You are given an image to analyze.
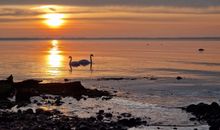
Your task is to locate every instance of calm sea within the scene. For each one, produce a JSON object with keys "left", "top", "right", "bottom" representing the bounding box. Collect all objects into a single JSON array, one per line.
[{"left": 0, "top": 39, "right": 220, "bottom": 81}]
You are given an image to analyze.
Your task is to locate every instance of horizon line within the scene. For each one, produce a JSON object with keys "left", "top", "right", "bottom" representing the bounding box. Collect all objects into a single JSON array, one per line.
[{"left": 0, "top": 36, "right": 220, "bottom": 41}]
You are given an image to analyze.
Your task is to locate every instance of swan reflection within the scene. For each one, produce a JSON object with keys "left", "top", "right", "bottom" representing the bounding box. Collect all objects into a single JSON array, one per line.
[{"left": 47, "top": 40, "right": 63, "bottom": 75}]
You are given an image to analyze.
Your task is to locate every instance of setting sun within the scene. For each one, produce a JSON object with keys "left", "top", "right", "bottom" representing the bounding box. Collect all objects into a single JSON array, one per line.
[{"left": 44, "top": 13, "right": 65, "bottom": 28}]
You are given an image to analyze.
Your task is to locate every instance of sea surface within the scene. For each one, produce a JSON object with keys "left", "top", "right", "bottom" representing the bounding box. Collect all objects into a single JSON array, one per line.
[
  {"left": 0, "top": 39, "right": 220, "bottom": 80},
  {"left": 1, "top": 39, "right": 220, "bottom": 129}
]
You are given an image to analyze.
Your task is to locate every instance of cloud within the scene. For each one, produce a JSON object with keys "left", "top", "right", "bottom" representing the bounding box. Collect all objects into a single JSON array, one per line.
[
  {"left": 0, "top": 0, "right": 220, "bottom": 7},
  {"left": 0, "top": 8, "right": 43, "bottom": 16},
  {"left": 1, "top": 6, "right": 220, "bottom": 18}
]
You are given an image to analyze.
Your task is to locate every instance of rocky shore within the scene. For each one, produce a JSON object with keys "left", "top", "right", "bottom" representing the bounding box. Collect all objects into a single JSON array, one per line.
[
  {"left": 0, "top": 75, "right": 147, "bottom": 130},
  {"left": 0, "top": 108, "right": 147, "bottom": 130},
  {"left": 1, "top": 75, "right": 220, "bottom": 130}
]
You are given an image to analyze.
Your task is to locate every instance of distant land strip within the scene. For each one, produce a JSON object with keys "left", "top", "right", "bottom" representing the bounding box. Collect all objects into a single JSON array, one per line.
[{"left": 0, "top": 37, "right": 220, "bottom": 41}]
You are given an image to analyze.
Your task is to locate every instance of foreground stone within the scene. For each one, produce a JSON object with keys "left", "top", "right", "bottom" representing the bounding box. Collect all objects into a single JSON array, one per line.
[
  {"left": 184, "top": 102, "right": 220, "bottom": 130},
  {"left": 0, "top": 109, "right": 147, "bottom": 130}
]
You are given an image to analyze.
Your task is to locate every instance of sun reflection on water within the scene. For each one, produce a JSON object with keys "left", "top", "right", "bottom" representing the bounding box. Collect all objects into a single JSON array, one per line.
[{"left": 47, "top": 40, "right": 64, "bottom": 76}]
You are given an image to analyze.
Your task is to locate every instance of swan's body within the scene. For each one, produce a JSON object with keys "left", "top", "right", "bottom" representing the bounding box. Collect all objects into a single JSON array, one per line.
[
  {"left": 69, "top": 56, "right": 80, "bottom": 67},
  {"left": 78, "top": 54, "right": 94, "bottom": 66}
]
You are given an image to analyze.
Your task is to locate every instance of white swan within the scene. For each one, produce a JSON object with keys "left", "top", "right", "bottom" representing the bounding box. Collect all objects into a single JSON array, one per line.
[
  {"left": 69, "top": 56, "right": 80, "bottom": 67},
  {"left": 78, "top": 54, "right": 94, "bottom": 66}
]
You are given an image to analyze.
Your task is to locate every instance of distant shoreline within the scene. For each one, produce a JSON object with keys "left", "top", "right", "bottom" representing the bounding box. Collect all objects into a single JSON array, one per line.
[{"left": 0, "top": 37, "right": 220, "bottom": 41}]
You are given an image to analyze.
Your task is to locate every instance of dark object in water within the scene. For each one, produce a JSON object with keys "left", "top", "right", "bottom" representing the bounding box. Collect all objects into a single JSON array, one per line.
[
  {"left": 184, "top": 102, "right": 220, "bottom": 130},
  {"left": 176, "top": 76, "right": 183, "bottom": 80},
  {"left": 198, "top": 48, "right": 205, "bottom": 52}
]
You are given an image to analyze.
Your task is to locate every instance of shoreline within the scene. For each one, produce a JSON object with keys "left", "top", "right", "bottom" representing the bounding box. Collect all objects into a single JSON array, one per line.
[{"left": 0, "top": 75, "right": 218, "bottom": 129}]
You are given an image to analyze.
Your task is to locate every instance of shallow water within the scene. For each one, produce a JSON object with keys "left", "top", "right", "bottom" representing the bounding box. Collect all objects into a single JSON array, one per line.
[{"left": 0, "top": 39, "right": 220, "bottom": 81}]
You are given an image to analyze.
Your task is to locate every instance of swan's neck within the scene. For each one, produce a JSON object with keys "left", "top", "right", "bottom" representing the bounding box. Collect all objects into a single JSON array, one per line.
[
  {"left": 90, "top": 56, "right": 93, "bottom": 64},
  {"left": 69, "top": 57, "right": 72, "bottom": 65}
]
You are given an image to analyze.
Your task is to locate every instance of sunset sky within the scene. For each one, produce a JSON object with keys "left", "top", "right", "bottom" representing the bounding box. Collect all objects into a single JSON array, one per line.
[{"left": 0, "top": 0, "right": 220, "bottom": 38}]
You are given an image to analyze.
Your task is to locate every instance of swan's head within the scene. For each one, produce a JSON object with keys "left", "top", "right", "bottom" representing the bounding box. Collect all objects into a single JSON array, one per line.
[
  {"left": 69, "top": 56, "right": 72, "bottom": 59},
  {"left": 90, "top": 54, "right": 94, "bottom": 57}
]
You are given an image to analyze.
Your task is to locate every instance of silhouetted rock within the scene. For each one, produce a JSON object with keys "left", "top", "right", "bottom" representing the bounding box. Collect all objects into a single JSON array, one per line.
[
  {"left": 64, "top": 78, "right": 69, "bottom": 82},
  {"left": 14, "top": 80, "right": 112, "bottom": 102},
  {"left": 198, "top": 48, "right": 205, "bottom": 52},
  {"left": 185, "top": 102, "right": 220, "bottom": 130},
  {"left": 0, "top": 75, "right": 14, "bottom": 98},
  {"left": 176, "top": 76, "right": 183, "bottom": 80},
  {"left": 0, "top": 108, "right": 147, "bottom": 130}
]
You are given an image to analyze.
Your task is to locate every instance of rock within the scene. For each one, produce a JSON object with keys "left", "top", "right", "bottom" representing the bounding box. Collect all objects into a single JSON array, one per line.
[
  {"left": 0, "top": 108, "right": 147, "bottom": 130},
  {"left": 97, "top": 110, "right": 104, "bottom": 115},
  {"left": 0, "top": 75, "right": 14, "bottom": 99},
  {"left": 149, "top": 77, "right": 157, "bottom": 80},
  {"left": 0, "top": 99, "right": 15, "bottom": 109},
  {"left": 185, "top": 102, "right": 220, "bottom": 130},
  {"left": 64, "top": 78, "right": 69, "bottom": 82},
  {"left": 104, "top": 113, "right": 113, "bottom": 118},
  {"left": 97, "top": 114, "right": 104, "bottom": 121},
  {"left": 189, "top": 117, "right": 196, "bottom": 121},
  {"left": 25, "top": 109, "right": 33, "bottom": 114},
  {"left": 14, "top": 80, "right": 112, "bottom": 102},
  {"left": 176, "top": 76, "right": 183, "bottom": 80},
  {"left": 76, "top": 124, "right": 89, "bottom": 130},
  {"left": 198, "top": 48, "right": 205, "bottom": 52}
]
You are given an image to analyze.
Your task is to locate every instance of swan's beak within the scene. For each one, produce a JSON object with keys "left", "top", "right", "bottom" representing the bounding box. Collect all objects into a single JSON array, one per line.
[{"left": 91, "top": 54, "right": 94, "bottom": 57}]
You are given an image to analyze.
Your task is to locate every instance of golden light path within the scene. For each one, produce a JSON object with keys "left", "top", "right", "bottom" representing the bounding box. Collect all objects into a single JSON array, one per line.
[
  {"left": 44, "top": 13, "right": 65, "bottom": 28},
  {"left": 48, "top": 40, "right": 64, "bottom": 75}
]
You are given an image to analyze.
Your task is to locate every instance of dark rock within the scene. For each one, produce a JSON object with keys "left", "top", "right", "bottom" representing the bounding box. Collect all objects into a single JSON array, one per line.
[
  {"left": 185, "top": 102, "right": 220, "bottom": 130},
  {"left": 98, "top": 110, "right": 104, "bottom": 115},
  {"left": 149, "top": 77, "right": 157, "bottom": 80},
  {"left": 198, "top": 48, "right": 205, "bottom": 52},
  {"left": 0, "top": 75, "right": 14, "bottom": 99},
  {"left": 189, "top": 117, "right": 196, "bottom": 121},
  {"left": 0, "top": 99, "right": 15, "bottom": 109},
  {"left": 64, "top": 78, "right": 69, "bottom": 82},
  {"left": 14, "top": 80, "right": 112, "bottom": 102},
  {"left": 97, "top": 114, "right": 104, "bottom": 121},
  {"left": 176, "top": 76, "right": 183, "bottom": 80},
  {"left": 25, "top": 109, "right": 33, "bottom": 114},
  {"left": 76, "top": 124, "right": 89, "bottom": 130},
  {"left": 104, "top": 113, "right": 113, "bottom": 118}
]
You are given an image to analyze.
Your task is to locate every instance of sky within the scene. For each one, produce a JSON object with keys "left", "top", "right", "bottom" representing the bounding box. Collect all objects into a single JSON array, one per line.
[{"left": 0, "top": 0, "right": 220, "bottom": 38}]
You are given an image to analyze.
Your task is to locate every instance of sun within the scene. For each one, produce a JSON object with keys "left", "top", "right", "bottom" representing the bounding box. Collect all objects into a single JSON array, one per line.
[{"left": 44, "top": 13, "right": 65, "bottom": 28}]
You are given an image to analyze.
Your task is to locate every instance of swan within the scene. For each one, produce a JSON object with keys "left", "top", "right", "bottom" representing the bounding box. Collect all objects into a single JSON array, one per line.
[
  {"left": 69, "top": 56, "right": 80, "bottom": 67},
  {"left": 78, "top": 54, "right": 94, "bottom": 66}
]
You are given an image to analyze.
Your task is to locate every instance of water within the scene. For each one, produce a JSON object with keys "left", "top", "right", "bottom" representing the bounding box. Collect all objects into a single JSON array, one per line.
[
  {"left": 0, "top": 39, "right": 220, "bottom": 81},
  {"left": 1, "top": 39, "right": 220, "bottom": 129}
]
